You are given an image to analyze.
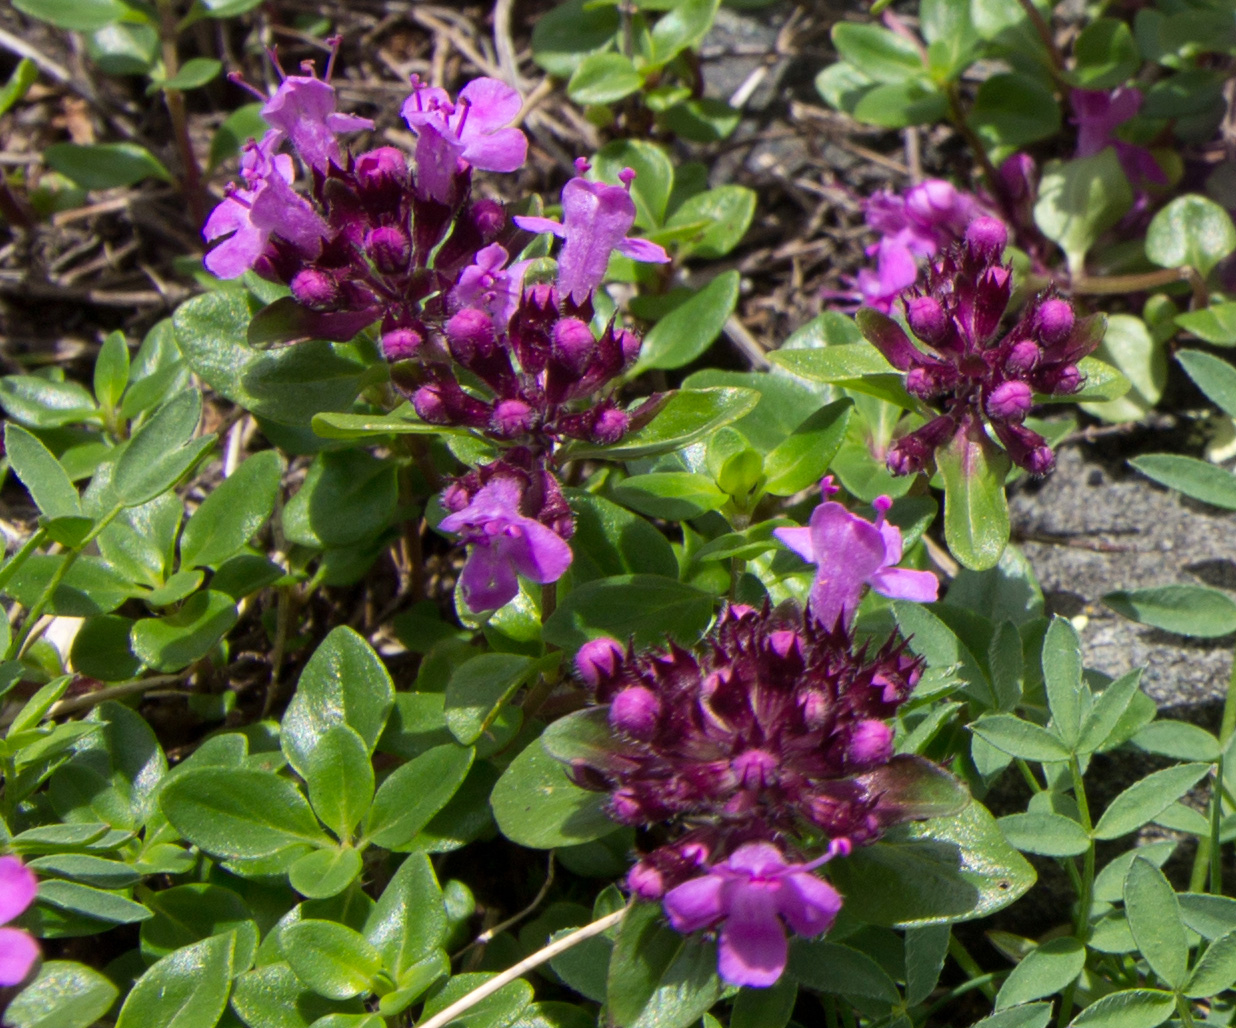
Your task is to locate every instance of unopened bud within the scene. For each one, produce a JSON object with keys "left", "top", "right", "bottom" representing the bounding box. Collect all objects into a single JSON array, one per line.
[
  {"left": 616, "top": 328, "right": 641, "bottom": 364},
  {"left": 627, "top": 861, "right": 665, "bottom": 900},
  {"left": 412, "top": 385, "right": 449, "bottom": 423},
  {"left": 445, "top": 308, "right": 496, "bottom": 365},
  {"left": 469, "top": 198, "right": 505, "bottom": 240},
  {"left": 609, "top": 685, "right": 662, "bottom": 739},
  {"left": 848, "top": 720, "right": 894, "bottom": 768},
  {"left": 609, "top": 789, "right": 644, "bottom": 824},
  {"left": 1005, "top": 340, "right": 1041, "bottom": 375},
  {"left": 965, "top": 217, "right": 1008, "bottom": 263},
  {"left": 381, "top": 327, "right": 423, "bottom": 362},
  {"left": 905, "top": 296, "right": 950, "bottom": 345},
  {"left": 906, "top": 366, "right": 944, "bottom": 399},
  {"left": 365, "top": 226, "right": 410, "bottom": 274},
  {"left": 1052, "top": 363, "right": 1083, "bottom": 395},
  {"left": 290, "top": 268, "right": 338, "bottom": 309},
  {"left": 355, "top": 147, "right": 407, "bottom": 190},
  {"left": 552, "top": 318, "right": 597, "bottom": 373},
  {"left": 575, "top": 636, "right": 625, "bottom": 687},
  {"left": 986, "top": 380, "right": 1033, "bottom": 422},
  {"left": 591, "top": 407, "right": 628, "bottom": 444},
  {"left": 1026, "top": 446, "right": 1054, "bottom": 474},
  {"left": 1035, "top": 299, "right": 1075, "bottom": 347},
  {"left": 490, "top": 399, "right": 536, "bottom": 438}
]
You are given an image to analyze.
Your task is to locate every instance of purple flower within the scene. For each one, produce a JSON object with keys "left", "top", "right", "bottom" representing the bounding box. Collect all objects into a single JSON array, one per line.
[
  {"left": 856, "top": 179, "right": 988, "bottom": 311},
  {"left": 450, "top": 243, "right": 528, "bottom": 326},
  {"left": 202, "top": 130, "right": 330, "bottom": 279},
  {"left": 439, "top": 459, "right": 573, "bottom": 611},
  {"left": 664, "top": 841, "right": 846, "bottom": 987},
  {"left": 774, "top": 480, "right": 938, "bottom": 629},
  {"left": 0, "top": 856, "right": 39, "bottom": 987},
  {"left": 403, "top": 76, "right": 528, "bottom": 204},
  {"left": 1072, "top": 88, "right": 1166, "bottom": 190},
  {"left": 860, "top": 217, "right": 1105, "bottom": 475},
  {"left": 559, "top": 604, "right": 964, "bottom": 879},
  {"left": 262, "top": 74, "right": 373, "bottom": 172},
  {"left": 514, "top": 160, "right": 670, "bottom": 304}
]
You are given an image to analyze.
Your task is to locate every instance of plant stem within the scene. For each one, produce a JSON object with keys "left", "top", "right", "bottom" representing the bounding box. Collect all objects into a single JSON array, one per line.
[
  {"left": 1015, "top": 0, "right": 1065, "bottom": 75},
  {"left": 945, "top": 84, "right": 1002, "bottom": 203},
  {"left": 416, "top": 908, "right": 626, "bottom": 1028},
  {"left": 155, "top": 0, "right": 204, "bottom": 225},
  {"left": 1208, "top": 654, "right": 1236, "bottom": 894},
  {"left": 0, "top": 528, "right": 47, "bottom": 595},
  {"left": 1058, "top": 754, "right": 1096, "bottom": 1028},
  {"left": 948, "top": 936, "right": 997, "bottom": 1002},
  {"left": 1177, "top": 993, "right": 1197, "bottom": 1028},
  {"left": 1071, "top": 267, "right": 1208, "bottom": 310}
]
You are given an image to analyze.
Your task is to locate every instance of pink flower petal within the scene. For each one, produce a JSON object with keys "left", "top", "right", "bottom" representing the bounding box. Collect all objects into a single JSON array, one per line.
[
  {"left": 512, "top": 215, "right": 566, "bottom": 238},
  {"left": 772, "top": 525, "right": 814, "bottom": 563},
  {"left": 615, "top": 237, "right": 671, "bottom": 264},
  {"left": 717, "top": 885, "right": 788, "bottom": 988},
  {"left": 460, "top": 127, "right": 528, "bottom": 174},
  {"left": 458, "top": 78, "right": 523, "bottom": 133},
  {"left": 806, "top": 503, "right": 886, "bottom": 629},
  {"left": 0, "top": 927, "right": 38, "bottom": 987},
  {"left": 0, "top": 858, "right": 36, "bottom": 925},
  {"left": 459, "top": 543, "right": 520, "bottom": 611},
  {"left": 868, "top": 566, "right": 939, "bottom": 604},
  {"left": 777, "top": 871, "right": 843, "bottom": 938},
  {"left": 505, "top": 519, "right": 574, "bottom": 584},
  {"left": 663, "top": 875, "right": 726, "bottom": 934}
]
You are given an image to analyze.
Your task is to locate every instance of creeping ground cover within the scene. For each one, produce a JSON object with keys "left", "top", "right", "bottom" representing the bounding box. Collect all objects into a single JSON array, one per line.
[{"left": 5, "top": 1, "right": 1236, "bottom": 1027}]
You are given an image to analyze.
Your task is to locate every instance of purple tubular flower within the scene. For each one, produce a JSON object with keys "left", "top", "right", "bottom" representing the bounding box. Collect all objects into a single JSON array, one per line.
[
  {"left": 262, "top": 75, "right": 373, "bottom": 172},
  {"left": 1071, "top": 87, "right": 1167, "bottom": 190},
  {"left": 859, "top": 220, "right": 1105, "bottom": 476},
  {"left": 0, "top": 856, "right": 39, "bottom": 987},
  {"left": 403, "top": 76, "right": 528, "bottom": 204},
  {"left": 450, "top": 243, "right": 528, "bottom": 326},
  {"left": 439, "top": 475, "right": 572, "bottom": 611},
  {"left": 514, "top": 160, "right": 670, "bottom": 304},
  {"left": 663, "top": 842, "right": 846, "bottom": 988},
  {"left": 774, "top": 485, "right": 938, "bottom": 629}
]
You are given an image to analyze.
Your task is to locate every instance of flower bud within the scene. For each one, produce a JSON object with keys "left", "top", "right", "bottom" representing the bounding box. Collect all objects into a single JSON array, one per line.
[
  {"left": 627, "top": 861, "right": 665, "bottom": 900},
  {"left": 847, "top": 720, "right": 894, "bottom": 768},
  {"left": 290, "top": 268, "right": 338, "bottom": 309},
  {"left": 1026, "top": 445, "right": 1055, "bottom": 474},
  {"left": 355, "top": 147, "right": 407, "bottom": 191},
  {"left": 381, "top": 327, "right": 423, "bottom": 362},
  {"left": 490, "top": 399, "right": 536, "bottom": 438},
  {"left": 616, "top": 328, "right": 641, "bottom": 364},
  {"left": 1047, "top": 363, "right": 1083, "bottom": 395},
  {"left": 768, "top": 630, "right": 801, "bottom": 660},
  {"left": 610, "top": 685, "right": 662, "bottom": 739},
  {"left": 1035, "top": 299, "right": 1075, "bottom": 347},
  {"left": 999, "top": 153, "right": 1036, "bottom": 202},
  {"left": 412, "top": 385, "right": 449, "bottom": 424},
  {"left": 552, "top": 318, "right": 597, "bottom": 374},
  {"left": 905, "top": 295, "right": 950, "bottom": 346},
  {"left": 799, "top": 689, "right": 830, "bottom": 730},
  {"left": 905, "top": 366, "right": 944, "bottom": 399},
  {"left": 965, "top": 217, "right": 1007, "bottom": 263},
  {"left": 575, "top": 636, "right": 625, "bottom": 687},
  {"left": 731, "top": 748, "right": 778, "bottom": 789},
  {"left": 1005, "top": 340, "right": 1041, "bottom": 375},
  {"left": 591, "top": 407, "right": 629, "bottom": 445},
  {"left": 609, "top": 789, "right": 644, "bottom": 824},
  {"left": 986, "top": 380, "right": 1033, "bottom": 422},
  {"left": 468, "top": 198, "right": 506, "bottom": 241},
  {"left": 365, "top": 226, "right": 411, "bottom": 274},
  {"left": 445, "top": 308, "right": 496, "bottom": 366}
]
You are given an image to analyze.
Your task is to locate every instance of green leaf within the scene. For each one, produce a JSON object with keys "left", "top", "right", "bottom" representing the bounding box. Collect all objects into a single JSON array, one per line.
[
  {"left": 564, "top": 387, "right": 759, "bottom": 462},
  {"left": 566, "top": 490, "right": 676, "bottom": 581},
  {"left": 730, "top": 978, "right": 796, "bottom": 1028},
  {"left": 3, "top": 960, "right": 119, "bottom": 1028},
  {"left": 787, "top": 940, "right": 900, "bottom": 1003},
  {"left": 160, "top": 767, "right": 330, "bottom": 858},
  {"left": 282, "top": 921, "right": 381, "bottom": 1001},
  {"left": 1177, "top": 349, "right": 1236, "bottom": 418},
  {"left": 281, "top": 626, "right": 395, "bottom": 778},
  {"left": 1071, "top": 18, "right": 1140, "bottom": 89},
  {"left": 208, "top": 102, "right": 267, "bottom": 172},
  {"left": 1067, "top": 989, "right": 1174, "bottom": 1028},
  {"left": 769, "top": 342, "right": 911, "bottom": 407},
  {"left": 606, "top": 902, "right": 720, "bottom": 1028},
  {"left": 995, "top": 937, "right": 1085, "bottom": 1010},
  {"left": 1124, "top": 858, "right": 1188, "bottom": 989},
  {"left": 1093, "top": 763, "right": 1212, "bottom": 840},
  {"left": 140, "top": 883, "right": 258, "bottom": 968},
  {"left": 611, "top": 472, "right": 727, "bottom": 520},
  {"left": 305, "top": 725, "right": 374, "bottom": 842},
  {"left": 530, "top": 0, "right": 619, "bottom": 77},
  {"left": 1176, "top": 303, "right": 1236, "bottom": 346},
  {"left": 970, "top": 1004, "right": 1052, "bottom": 1028},
  {"left": 288, "top": 847, "right": 363, "bottom": 901},
  {"left": 310, "top": 405, "right": 448, "bottom": 440},
  {"left": 0, "top": 59, "right": 37, "bottom": 119},
  {"left": 491, "top": 737, "right": 613, "bottom": 849},
  {"left": 827, "top": 801, "right": 1035, "bottom": 926},
  {"left": 852, "top": 80, "right": 948, "bottom": 128},
  {"left": 762, "top": 399, "right": 853, "bottom": 496},
  {"left": 445, "top": 653, "right": 536, "bottom": 746},
  {"left": 109, "top": 391, "right": 213, "bottom": 507},
  {"left": 283, "top": 451, "right": 397, "bottom": 550},
  {"left": 1105, "top": 584, "right": 1236, "bottom": 638},
  {"left": 542, "top": 574, "right": 713, "bottom": 651},
  {"left": 1042, "top": 616, "right": 1084, "bottom": 749},
  {"left": 157, "top": 57, "right": 221, "bottom": 91},
  {"left": 363, "top": 744, "right": 474, "bottom": 850},
  {"left": 633, "top": 272, "right": 740, "bottom": 373},
  {"left": 363, "top": 852, "right": 447, "bottom": 978},
  {"left": 938, "top": 423, "right": 1011, "bottom": 572},
  {"left": 1093, "top": 842, "right": 1177, "bottom": 903},
  {"left": 1128, "top": 454, "right": 1236, "bottom": 509},
  {"left": 130, "top": 590, "right": 238, "bottom": 672},
  {"left": 5, "top": 424, "right": 81, "bottom": 520},
  {"left": 592, "top": 140, "right": 674, "bottom": 229},
  {"left": 997, "top": 812, "right": 1089, "bottom": 857},
  {"left": 1062, "top": 355, "right": 1130, "bottom": 404},
  {"left": 0, "top": 376, "right": 97, "bottom": 429},
  {"left": 832, "top": 22, "right": 924, "bottom": 82},
  {"left": 649, "top": 0, "right": 719, "bottom": 64},
  {"left": 35, "top": 880, "right": 149, "bottom": 926},
  {"left": 567, "top": 52, "right": 642, "bottom": 105},
  {"left": 180, "top": 450, "right": 283, "bottom": 568},
  {"left": 894, "top": 600, "right": 993, "bottom": 706},
  {"left": 115, "top": 933, "right": 235, "bottom": 1028},
  {"left": 970, "top": 73, "right": 1061, "bottom": 155},
  {"left": 45, "top": 142, "right": 171, "bottom": 189},
  {"left": 27, "top": 853, "right": 139, "bottom": 889},
  {"left": 172, "top": 291, "right": 370, "bottom": 427},
  {"left": 1034, "top": 150, "right": 1134, "bottom": 275},
  {"left": 666, "top": 186, "right": 755, "bottom": 259},
  {"left": 93, "top": 331, "right": 130, "bottom": 411},
  {"left": 12, "top": 0, "right": 126, "bottom": 32},
  {"left": 1077, "top": 669, "right": 1143, "bottom": 754},
  {"left": 904, "top": 924, "right": 949, "bottom": 1007},
  {"left": 422, "top": 973, "right": 532, "bottom": 1028},
  {"left": 1146, "top": 194, "right": 1236, "bottom": 277},
  {"left": 1184, "top": 928, "right": 1236, "bottom": 998},
  {"left": 970, "top": 715, "right": 1071, "bottom": 762},
  {"left": 1080, "top": 315, "right": 1162, "bottom": 422}
]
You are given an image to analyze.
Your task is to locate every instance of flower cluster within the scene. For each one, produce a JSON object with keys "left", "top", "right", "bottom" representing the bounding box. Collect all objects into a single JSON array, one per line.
[
  {"left": 565, "top": 592, "right": 959, "bottom": 985},
  {"left": 203, "top": 52, "right": 670, "bottom": 613},
  {"left": 861, "top": 217, "right": 1103, "bottom": 476},
  {"left": 0, "top": 856, "right": 39, "bottom": 987}
]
